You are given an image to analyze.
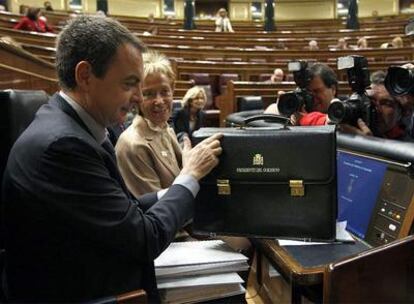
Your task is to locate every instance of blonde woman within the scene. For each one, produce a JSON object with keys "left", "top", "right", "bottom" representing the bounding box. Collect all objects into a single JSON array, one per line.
[
  {"left": 215, "top": 8, "right": 234, "bottom": 32},
  {"left": 115, "top": 51, "right": 182, "bottom": 197},
  {"left": 173, "top": 86, "right": 207, "bottom": 140}
]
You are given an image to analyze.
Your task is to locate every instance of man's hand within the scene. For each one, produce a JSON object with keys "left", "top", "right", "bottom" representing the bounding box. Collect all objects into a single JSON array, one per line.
[
  {"left": 180, "top": 133, "right": 223, "bottom": 181},
  {"left": 340, "top": 119, "right": 373, "bottom": 136}
]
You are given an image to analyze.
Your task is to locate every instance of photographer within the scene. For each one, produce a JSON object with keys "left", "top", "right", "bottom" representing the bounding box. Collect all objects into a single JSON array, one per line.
[
  {"left": 340, "top": 70, "right": 409, "bottom": 141},
  {"left": 265, "top": 62, "right": 338, "bottom": 126},
  {"left": 385, "top": 63, "right": 414, "bottom": 139}
]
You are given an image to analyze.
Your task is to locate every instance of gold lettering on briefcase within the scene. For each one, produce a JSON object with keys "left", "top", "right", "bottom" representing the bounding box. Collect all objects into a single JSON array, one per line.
[
  {"left": 290, "top": 180, "right": 305, "bottom": 197},
  {"left": 217, "top": 179, "right": 231, "bottom": 195},
  {"left": 253, "top": 154, "right": 264, "bottom": 166}
]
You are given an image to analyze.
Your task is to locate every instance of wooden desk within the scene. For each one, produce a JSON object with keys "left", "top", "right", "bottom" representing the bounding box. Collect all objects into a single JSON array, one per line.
[{"left": 252, "top": 239, "right": 369, "bottom": 303}]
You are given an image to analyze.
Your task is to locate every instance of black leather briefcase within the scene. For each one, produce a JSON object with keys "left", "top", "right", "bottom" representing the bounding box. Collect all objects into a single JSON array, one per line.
[{"left": 192, "top": 115, "right": 337, "bottom": 241}]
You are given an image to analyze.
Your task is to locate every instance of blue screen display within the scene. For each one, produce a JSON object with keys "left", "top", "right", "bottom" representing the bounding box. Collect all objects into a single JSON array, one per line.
[{"left": 337, "top": 151, "right": 387, "bottom": 239}]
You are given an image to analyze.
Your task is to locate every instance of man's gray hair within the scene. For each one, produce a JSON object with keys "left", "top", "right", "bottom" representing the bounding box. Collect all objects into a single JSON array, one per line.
[
  {"left": 56, "top": 16, "right": 146, "bottom": 89},
  {"left": 370, "top": 70, "right": 386, "bottom": 85}
]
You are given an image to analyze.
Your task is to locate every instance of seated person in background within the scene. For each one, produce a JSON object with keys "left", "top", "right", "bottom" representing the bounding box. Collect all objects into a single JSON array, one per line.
[
  {"left": 43, "top": 1, "right": 53, "bottom": 11},
  {"left": 143, "top": 25, "right": 158, "bottom": 36},
  {"left": 381, "top": 36, "right": 404, "bottom": 49},
  {"left": 14, "top": 7, "right": 53, "bottom": 32},
  {"left": 275, "top": 41, "right": 288, "bottom": 50},
  {"left": 372, "top": 9, "right": 382, "bottom": 21},
  {"left": 165, "top": 15, "right": 174, "bottom": 24},
  {"left": 334, "top": 38, "right": 348, "bottom": 50},
  {"left": 270, "top": 68, "right": 284, "bottom": 82},
  {"left": 265, "top": 63, "right": 338, "bottom": 125},
  {"left": 215, "top": 8, "right": 234, "bottom": 32},
  {"left": 341, "top": 70, "right": 410, "bottom": 141},
  {"left": 307, "top": 40, "right": 319, "bottom": 50},
  {"left": 148, "top": 12, "right": 155, "bottom": 23},
  {"left": 391, "top": 36, "right": 404, "bottom": 48},
  {"left": 116, "top": 51, "right": 182, "bottom": 197},
  {"left": 95, "top": 10, "right": 106, "bottom": 17},
  {"left": 173, "top": 86, "right": 207, "bottom": 140},
  {"left": 356, "top": 37, "right": 368, "bottom": 49}
]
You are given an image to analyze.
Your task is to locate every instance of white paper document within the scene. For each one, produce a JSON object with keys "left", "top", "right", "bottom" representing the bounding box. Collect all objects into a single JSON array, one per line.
[
  {"left": 277, "top": 221, "right": 355, "bottom": 246},
  {"left": 156, "top": 260, "right": 249, "bottom": 278},
  {"left": 155, "top": 240, "right": 248, "bottom": 268},
  {"left": 157, "top": 272, "right": 244, "bottom": 289}
]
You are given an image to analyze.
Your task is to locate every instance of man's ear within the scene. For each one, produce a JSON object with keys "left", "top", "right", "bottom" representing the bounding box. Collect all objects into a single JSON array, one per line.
[
  {"left": 332, "top": 85, "right": 337, "bottom": 97},
  {"left": 74, "top": 61, "right": 93, "bottom": 91}
]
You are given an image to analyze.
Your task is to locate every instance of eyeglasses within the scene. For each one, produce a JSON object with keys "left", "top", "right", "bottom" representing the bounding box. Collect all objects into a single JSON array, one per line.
[{"left": 142, "top": 88, "right": 172, "bottom": 100}]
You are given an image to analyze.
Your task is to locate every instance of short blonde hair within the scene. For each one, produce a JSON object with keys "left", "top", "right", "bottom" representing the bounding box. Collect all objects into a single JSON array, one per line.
[
  {"left": 181, "top": 86, "right": 207, "bottom": 108},
  {"left": 392, "top": 36, "right": 403, "bottom": 48},
  {"left": 142, "top": 50, "right": 175, "bottom": 86}
]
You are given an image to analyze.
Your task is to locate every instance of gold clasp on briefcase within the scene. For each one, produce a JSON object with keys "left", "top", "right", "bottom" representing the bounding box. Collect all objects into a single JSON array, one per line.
[
  {"left": 289, "top": 180, "right": 305, "bottom": 197},
  {"left": 217, "top": 179, "right": 231, "bottom": 195}
]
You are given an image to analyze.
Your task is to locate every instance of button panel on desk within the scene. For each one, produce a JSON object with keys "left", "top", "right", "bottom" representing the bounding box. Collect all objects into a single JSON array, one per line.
[{"left": 366, "top": 169, "right": 414, "bottom": 247}]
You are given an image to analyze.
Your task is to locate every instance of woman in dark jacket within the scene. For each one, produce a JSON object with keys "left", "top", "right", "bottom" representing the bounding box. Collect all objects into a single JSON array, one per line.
[{"left": 173, "top": 86, "right": 206, "bottom": 139}]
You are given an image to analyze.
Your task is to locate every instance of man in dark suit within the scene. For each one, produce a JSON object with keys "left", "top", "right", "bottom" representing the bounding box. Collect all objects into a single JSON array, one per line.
[{"left": 2, "top": 16, "right": 222, "bottom": 302}]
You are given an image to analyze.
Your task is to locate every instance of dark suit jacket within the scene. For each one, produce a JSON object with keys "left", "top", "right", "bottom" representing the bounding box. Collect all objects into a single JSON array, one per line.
[
  {"left": 173, "top": 108, "right": 205, "bottom": 139},
  {"left": 2, "top": 94, "right": 194, "bottom": 302}
]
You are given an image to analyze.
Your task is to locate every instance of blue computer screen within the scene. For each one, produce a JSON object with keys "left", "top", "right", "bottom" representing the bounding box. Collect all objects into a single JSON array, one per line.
[{"left": 337, "top": 151, "right": 387, "bottom": 239}]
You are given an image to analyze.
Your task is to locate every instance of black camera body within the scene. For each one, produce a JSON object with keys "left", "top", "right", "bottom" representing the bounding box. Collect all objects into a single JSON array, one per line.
[
  {"left": 328, "top": 56, "right": 377, "bottom": 132},
  {"left": 277, "top": 60, "right": 314, "bottom": 116}
]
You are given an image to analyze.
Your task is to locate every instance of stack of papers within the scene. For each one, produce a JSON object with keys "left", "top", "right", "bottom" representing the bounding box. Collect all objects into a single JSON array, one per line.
[{"left": 155, "top": 240, "right": 249, "bottom": 304}]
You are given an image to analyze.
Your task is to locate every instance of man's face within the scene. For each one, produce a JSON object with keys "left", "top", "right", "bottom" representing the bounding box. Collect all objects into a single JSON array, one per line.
[
  {"left": 86, "top": 43, "right": 143, "bottom": 127},
  {"left": 272, "top": 70, "right": 284, "bottom": 82},
  {"left": 309, "top": 76, "right": 336, "bottom": 113},
  {"left": 139, "top": 72, "right": 173, "bottom": 126},
  {"left": 372, "top": 84, "right": 401, "bottom": 135}
]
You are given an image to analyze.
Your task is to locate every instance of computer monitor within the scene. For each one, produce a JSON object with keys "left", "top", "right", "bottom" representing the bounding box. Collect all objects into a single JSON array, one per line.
[
  {"left": 337, "top": 150, "right": 387, "bottom": 239},
  {"left": 336, "top": 134, "right": 414, "bottom": 247}
]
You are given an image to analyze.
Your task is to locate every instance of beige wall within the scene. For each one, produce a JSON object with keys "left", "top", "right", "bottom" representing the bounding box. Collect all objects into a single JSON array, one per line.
[
  {"left": 108, "top": 0, "right": 161, "bottom": 17},
  {"left": 276, "top": 0, "right": 336, "bottom": 20},
  {"left": 359, "top": 0, "right": 399, "bottom": 17},
  {"left": 175, "top": 0, "right": 184, "bottom": 19},
  {"left": 9, "top": 0, "right": 66, "bottom": 13}
]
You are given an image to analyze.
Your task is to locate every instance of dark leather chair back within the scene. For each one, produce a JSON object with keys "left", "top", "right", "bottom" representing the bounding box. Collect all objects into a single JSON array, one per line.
[
  {"left": 259, "top": 73, "right": 272, "bottom": 82},
  {"left": 188, "top": 73, "right": 214, "bottom": 109},
  {"left": 323, "top": 234, "right": 414, "bottom": 303},
  {"left": 237, "top": 96, "right": 263, "bottom": 112},
  {"left": 0, "top": 90, "right": 49, "bottom": 183},
  {"left": 0, "top": 89, "right": 49, "bottom": 301}
]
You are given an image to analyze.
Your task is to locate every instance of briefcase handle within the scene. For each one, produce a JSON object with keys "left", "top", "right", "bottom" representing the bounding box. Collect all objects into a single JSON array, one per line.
[{"left": 242, "top": 114, "right": 291, "bottom": 128}]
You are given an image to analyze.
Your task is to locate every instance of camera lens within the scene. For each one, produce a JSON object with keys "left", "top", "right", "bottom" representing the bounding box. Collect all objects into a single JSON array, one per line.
[
  {"left": 327, "top": 101, "right": 346, "bottom": 123},
  {"left": 385, "top": 66, "right": 414, "bottom": 96},
  {"left": 328, "top": 99, "right": 358, "bottom": 124},
  {"left": 277, "top": 92, "right": 300, "bottom": 116}
]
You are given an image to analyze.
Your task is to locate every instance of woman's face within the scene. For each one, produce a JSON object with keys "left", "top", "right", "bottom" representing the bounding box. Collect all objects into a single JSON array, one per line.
[
  {"left": 190, "top": 91, "right": 206, "bottom": 111},
  {"left": 139, "top": 72, "right": 173, "bottom": 126}
]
